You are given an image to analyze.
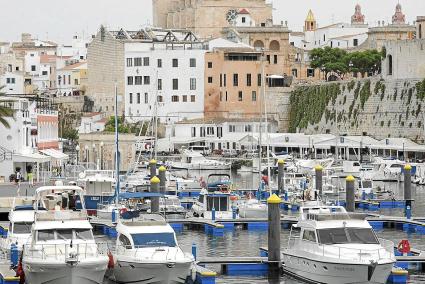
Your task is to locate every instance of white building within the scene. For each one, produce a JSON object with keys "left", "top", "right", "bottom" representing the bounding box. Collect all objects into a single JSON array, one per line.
[
  {"left": 56, "top": 61, "right": 87, "bottom": 96},
  {"left": 123, "top": 28, "right": 207, "bottom": 124},
  {"left": 78, "top": 112, "right": 107, "bottom": 134},
  {"left": 290, "top": 6, "right": 368, "bottom": 50},
  {"left": 0, "top": 96, "right": 67, "bottom": 182},
  {"left": 57, "top": 35, "right": 90, "bottom": 61},
  {"left": 0, "top": 72, "right": 24, "bottom": 94}
]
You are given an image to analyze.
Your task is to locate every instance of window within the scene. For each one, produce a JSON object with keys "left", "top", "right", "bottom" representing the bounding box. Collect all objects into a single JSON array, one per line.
[
  {"left": 75, "top": 229, "right": 93, "bottom": 240},
  {"left": 172, "top": 58, "right": 178, "bottom": 67},
  {"left": 191, "top": 95, "right": 195, "bottom": 102},
  {"left": 388, "top": 55, "right": 393, "bottom": 75},
  {"left": 7, "top": 64, "right": 12, "bottom": 72},
  {"left": 157, "top": 58, "right": 162, "bottom": 68},
  {"left": 183, "top": 95, "right": 187, "bottom": 102},
  {"left": 246, "top": 74, "right": 252, "bottom": 86},
  {"left": 245, "top": 125, "right": 252, "bottom": 132},
  {"left": 223, "top": 74, "right": 227, "bottom": 86},
  {"left": 207, "top": 62, "right": 213, "bottom": 68},
  {"left": 191, "top": 127, "right": 196, "bottom": 137},
  {"left": 144, "top": 76, "right": 150, "bottom": 85},
  {"left": 228, "top": 125, "right": 236, "bottom": 132},
  {"left": 119, "top": 234, "right": 131, "bottom": 248},
  {"left": 238, "top": 91, "right": 243, "bottom": 101},
  {"left": 13, "top": 222, "right": 32, "bottom": 234},
  {"left": 31, "top": 65, "right": 36, "bottom": 71},
  {"left": 171, "top": 95, "right": 179, "bottom": 102},
  {"left": 190, "top": 78, "right": 196, "bottom": 90},
  {"left": 266, "top": 55, "right": 270, "bottom": 63},
  {"left": 257, "top": 74, "right": 261, "bottom": 86},
  {"left": 37, "top": 230, "right": 55, "bottom": 241},
  {"left": 252, "top": 91, "right": 257, "bottom": 101},
  {"left": 353, "top": 39, "right": 358, "bottom": 47},
  {"left": 317, "top": 228, "right": 378, "bottom": 245},
  {"left": 129, "top": 93, "right": 133, "bottom": 104},
  {"left": 127, "top": 76, "right": 133, "bottom": 85},
  {"left": 190, "top": 58, "right": 196, "bottom": 67},
  {"left": 157, "top": 96, "right": 163, "bottom": 102},
  {"left": 208, "top": 77, "right": 213, "bottom": 83},
  {"left": 137, "top": 93, "right": 141, "bottom": 104},
  {"left": 74, "top": 79, "right": 79, "bottom": 85},
  {"left": 144, "top": 93, "right": 148, "bottom": 104},
  {"left": 200, "top": 127, "right": 206, "bottom": 137},
  {"left": 220, "top": 74, "right": 222, "bottom": 87},
  {"left": 302, "top": 230, "right": 317, "bottom": 242},
  {"left": 217, "top": 127, "right": 223, "bottom": 138},
  {"left": 307, "top": 68, "right": 315, "bottom": 78},
  {"left": 42, "top": 70, "right": 48, "bottom": 76},
  {"left": 292, "top": 69, "right": 298, "bottom": 78},
  {"left": 143, "top": 57, "right": 149, "bottom": 66},
  {"left": 135, "top": 76, "right": 143, "bottom": 85},
  {"left": 242, "top": 17, "right": 246, "bottom": 23},
  {"left": 126, "top": 58, "right": 133, "bottom": 67},
  {"left": 134, "top": 57, "right": 142, "bottom": 66},
  {"left": 6, "top": 78, "right": 10, "bottom": 84},
  {"left": 233, "top": 74, "right": 238, "bottom": 86},
  {"left": 172, "top": 79, "right": 178, "bottom": 90},
  {"left": 131, "top": 233, "right": 176, "bottom": 247},
  {"left": 273, "top": 55, "right": 278, "bottom": 64},
  {"left": 68, "top": 75, "right": 71, "bottom": 84},
  {"left": 158, "top": 79, "right": 162, "bottom": 90},
  {"left": 207, "top": 127, "right": 214, "bottom": 135},
  {"left": 15, "top": 66, "right": 19, "bottom": 71}
]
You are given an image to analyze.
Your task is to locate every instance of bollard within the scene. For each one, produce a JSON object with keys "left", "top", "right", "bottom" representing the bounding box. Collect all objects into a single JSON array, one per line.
[
  {"left": 158, "top": 166, "right": 167, "bottom": 194},
  {"left": 406, "top": 205, "right": 411, "bottom": 220},
  {"left": 150, "top": 176, "right": 160, "bottom": 213},
  {"left": 149, "top": 159, "right": 157, "bottom": 179},
  {"left": 346, "top": 175, "right": 355, "bottom": 212},
  {"left": 284, "top": 190, "right": 288, "bottom": 201},
  {"left": 361, "top": 191, "right": 366, "bottom": 200},
  {"left": 232, "top": 206, "right": 237, "bottom": 219},
  {"left": 267, "top": 194, "right": 281, "bottom": 279},
  {"left": 404, "top": 164, "right": 412, "bottom": 215},
  {"left": 315, "top": 165, "right": 323, "bottom": 200},
  {"left": 277, "top": 159, "right": 284, "bottom": 195},
  {"left": 10, "top": 243, "right": 18, "bottom": 267},
  {"left": 111, "top": 209, "right": 117, "bottom": 224},
  {"left": 192, "top": 243, "right": 197, "bottom": 261},
  {"left": 212, "top": 207, "right": 216, "bottom": 221}
]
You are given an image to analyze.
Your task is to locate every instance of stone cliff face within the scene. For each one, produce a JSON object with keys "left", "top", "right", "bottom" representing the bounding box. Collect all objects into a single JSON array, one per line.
[{"left": 289, "top": 78, "right": 425, "bottom": 142}]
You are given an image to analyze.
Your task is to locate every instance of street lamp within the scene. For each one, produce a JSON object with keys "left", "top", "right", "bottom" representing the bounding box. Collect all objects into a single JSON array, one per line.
[
  {"left": 84, "top": 145, "right": 89, "bottom": 163},
  {"left": 100, "top": 142, "right": 104, "bottom": 170},
  {"left": 75, "top": 145, "right": 80, "bottom": 165}
]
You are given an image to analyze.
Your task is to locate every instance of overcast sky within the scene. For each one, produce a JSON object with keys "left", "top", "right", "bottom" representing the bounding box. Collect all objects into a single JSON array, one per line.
[{"left": 1, "top": 0, "right": 423, "bottom": 44}]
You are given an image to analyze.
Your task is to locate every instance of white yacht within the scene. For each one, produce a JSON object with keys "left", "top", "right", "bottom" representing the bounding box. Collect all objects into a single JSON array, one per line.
[
  {"left": 107, "top": 214, "right": 195, "bottom": 284},
  {"left": 170, "top": 150, "right": 231, "bottom": 170},
  {"left": 159, "top": 195, "right": 187, "bottom": 218},
  {"left": 238, "top": 198, "right": 267, "bottom": 218},
  {"left": 282, "top": 205, "right": 395, "bottom": 284},
  {"left": 77, "top": 170, "right": 116, "bottom": 210},
  {"left": 23, "top": 186, "right": 109, "bottom": 284},
  {"left": 361, "top": 158, "right": 405, "bottom": 182},
  {"left": 190, "top": 188, "right": 233, "bottom": 220}
]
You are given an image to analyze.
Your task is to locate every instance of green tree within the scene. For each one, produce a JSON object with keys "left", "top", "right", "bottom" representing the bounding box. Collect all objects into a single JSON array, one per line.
[
  {"left": 104, "top": 116, "right": 131, "bottom": 133},
  {"left": 310, "top": 47, "right": 348, "bottom": 80},
  {"left": 0, "top": 87, "right": 13, "bottom": 128},
  {"left": 61, "top": 127, "right": 79, "bottom": 141},
  {"left": 346, "top": 49, "right": 383, "bottom": 77}
]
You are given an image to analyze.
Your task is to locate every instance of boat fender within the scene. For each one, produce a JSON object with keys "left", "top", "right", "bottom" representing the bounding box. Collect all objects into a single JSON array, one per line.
[
  {"left": 107, "top": 251, "right": 115, "bottom": 269},
  {"left": 397, "top": 239, "right": 411, "bottom": 254},
  {"left": 119, "top": 208, "right": 128, "bottom": 216},
  {"left": 16, "top": 255, "right": 25, "bottom": 284}
]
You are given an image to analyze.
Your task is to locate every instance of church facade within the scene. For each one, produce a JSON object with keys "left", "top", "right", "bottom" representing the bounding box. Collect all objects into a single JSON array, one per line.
[{"left": 152, "top": 0, "right": 273, "bottom": 39}]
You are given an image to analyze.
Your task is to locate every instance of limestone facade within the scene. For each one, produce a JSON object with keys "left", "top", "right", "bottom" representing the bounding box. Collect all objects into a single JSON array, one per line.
[
  {"left": 417, "top": 16, "right": 425, "bottom": 40},
  {"left": 152, "top": 0, "right": 272, "bottom": 39}
]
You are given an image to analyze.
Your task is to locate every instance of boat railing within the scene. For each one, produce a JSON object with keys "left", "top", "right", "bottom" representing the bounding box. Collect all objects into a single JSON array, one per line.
[
  {"left": 83, "top": 170, "right": 115, "bottom": 179},
  {"left": 116, "top": 244, "right": 179, "bottom": 259},
  {"left": 35, "top": 210, "right": 88, "bottom": 221},
  {"left": 288, "top": 238, "right": 394, "bottom": 263},
  {"left": 23, "top": 242, "right": 109, "bottom": 260},
  {"left": 304, "top": 212, "right": 368, "bottom": 221}
]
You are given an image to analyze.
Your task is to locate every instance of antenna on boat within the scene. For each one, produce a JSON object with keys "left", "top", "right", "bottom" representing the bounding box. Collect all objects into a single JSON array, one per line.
[{"left": 114, "top": 82, "right": 120, "bottom": 206}]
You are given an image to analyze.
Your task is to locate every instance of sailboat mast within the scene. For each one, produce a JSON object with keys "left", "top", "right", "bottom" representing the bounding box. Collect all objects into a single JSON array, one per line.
[
  {"left": 114, "top": 83, "right": 120, "bottom": 204},
  {"left": 154, "top": 70, "right": 159, "bottom": 161},
  {"left": 258, "top": 52, "right": 264, "bottom": 189}
]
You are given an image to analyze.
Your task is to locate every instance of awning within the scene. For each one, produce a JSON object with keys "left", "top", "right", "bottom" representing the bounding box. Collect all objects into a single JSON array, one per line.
[
  {"left": 13, "top": 153, "right": 51, "bottom": 163},
  {"left": 39, "top": 149, "right": 69, "bottom": 160}
]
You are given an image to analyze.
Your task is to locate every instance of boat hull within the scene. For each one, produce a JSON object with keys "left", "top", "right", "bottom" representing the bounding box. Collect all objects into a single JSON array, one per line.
[
  {"left": 23, "top": 258, "right": 108, "bottom": 284},
  {"left": 109, "top": 260, "right": 193, "bottom": 284},
  {"left": 282, "top": 253, "right": 393, "bottom": 284},
  {"left": 82, "top": 195, "right": 115, "bottom": 210}
]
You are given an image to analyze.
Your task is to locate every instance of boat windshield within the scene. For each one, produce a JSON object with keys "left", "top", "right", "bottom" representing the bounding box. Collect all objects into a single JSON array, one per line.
[
  {"left": 206, "top": 196, "right": 228, "bottom": 211},
  {"left": 13, "top": 222, "right": 32, "bottom": 234},
  {"left": 317, "top": 228, "right": 378, "bottom": 245},
  {"left": 75, "top": 229, "right": 94, "bottom": 240},
  {"left": 36, "top": 229, "right": 94, "bottom": 241},
  {"left": 361, "top": 180, "right": 372, "bottom": 188},
  {"left": 131, "top": 233, "right": 176, "bottom": 247}
]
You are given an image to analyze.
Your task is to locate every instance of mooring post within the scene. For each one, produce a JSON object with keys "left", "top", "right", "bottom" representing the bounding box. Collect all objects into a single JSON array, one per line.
[
  {"left": 277, "top": 159, "right": 284, "bottom": 195},
  {"left": 10, "top": 243, "right": 18, "bottom": 267},
  {"left": 192, "top": 243, "right": 197, "bottom": 261},
  {"left": 158, "top": 166, "right": 166, "bottom": 194},
  {"left": 267, "top": 193, "right": 281, "bottom": 279},
  {"left": 404, "top": 164, "right": 412, "bottom": 217},
  {"left": 149, "top": 159, "right": 157, "bottom": 180},
  {"left": 150, "top": 176, "right": 160, "bottom": 213},
  {"left": 212, "top": 207, "right": 216, "bottom": 221},
  {"left": 346, "top": 175, "right": 355, "bottom": 212},
  {"left": 232, "top": 206, "right": 237, "bottom": 219},
  {"left": 315, "top": 165, "right": 323, "bottom": 200},
  {"left": 111, "top": 209, "right": 117, "bottom": 224}
]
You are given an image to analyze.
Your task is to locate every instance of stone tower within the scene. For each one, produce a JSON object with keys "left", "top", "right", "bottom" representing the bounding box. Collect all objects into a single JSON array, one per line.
[
  {"left": 304, "top": 10, "right": 317, "bottom": 31},
  {"left": 392, "top": 3, "right": 406, "bottom": 25},
  {"left": 351, "top": 4, "right": 365, "bottom": 25},
  {"left": 152, "top": 0, "right": 171, "bottom": 28}
]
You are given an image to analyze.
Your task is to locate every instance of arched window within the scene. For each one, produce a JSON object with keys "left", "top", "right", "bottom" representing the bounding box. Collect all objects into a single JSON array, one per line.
[
  {"left": 387, "top": 55, "right": 393, "bottom": 75},
  {"left": 269, "top": 40, "right": 280, "bottom": 51},
  {"left": 253, "top": 40, "right": 264, "bottom": 50}
]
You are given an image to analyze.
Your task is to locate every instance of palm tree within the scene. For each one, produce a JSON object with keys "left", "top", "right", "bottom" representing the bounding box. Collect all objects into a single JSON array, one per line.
[{"left": 0, "top": 86, "right": 13, "bottom": 128}]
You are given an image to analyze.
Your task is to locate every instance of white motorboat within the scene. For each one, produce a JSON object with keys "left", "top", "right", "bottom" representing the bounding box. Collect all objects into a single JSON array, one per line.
[
  {"left": 282, "top": 205, "right": 395, "bottom": 284},
  {"left": 190, "top": 188, "right": 234, "bottom": 220},
  {"left": 0, "top": 201, "right": 39, "bottom": 251},
  {"left": 159, "top": 195, "right": 187, "bottom": 218},
  {"left": 107, "top": 214, "right": 195, "bottom": 284},
  {"left": 77, "top": 170, "right": 116, "bottom": 210},
  {"left": 23, "top": 186, "right": 109, "bottom": 284},
  {"left": 238, "top": 198, "right": 267, "bottom": 218},
  {"left": 170, "top": 150, "right": 231, "bottom": 170},
  {"left": 361, "top": 158, "right": 405, "bottom": 182}
]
